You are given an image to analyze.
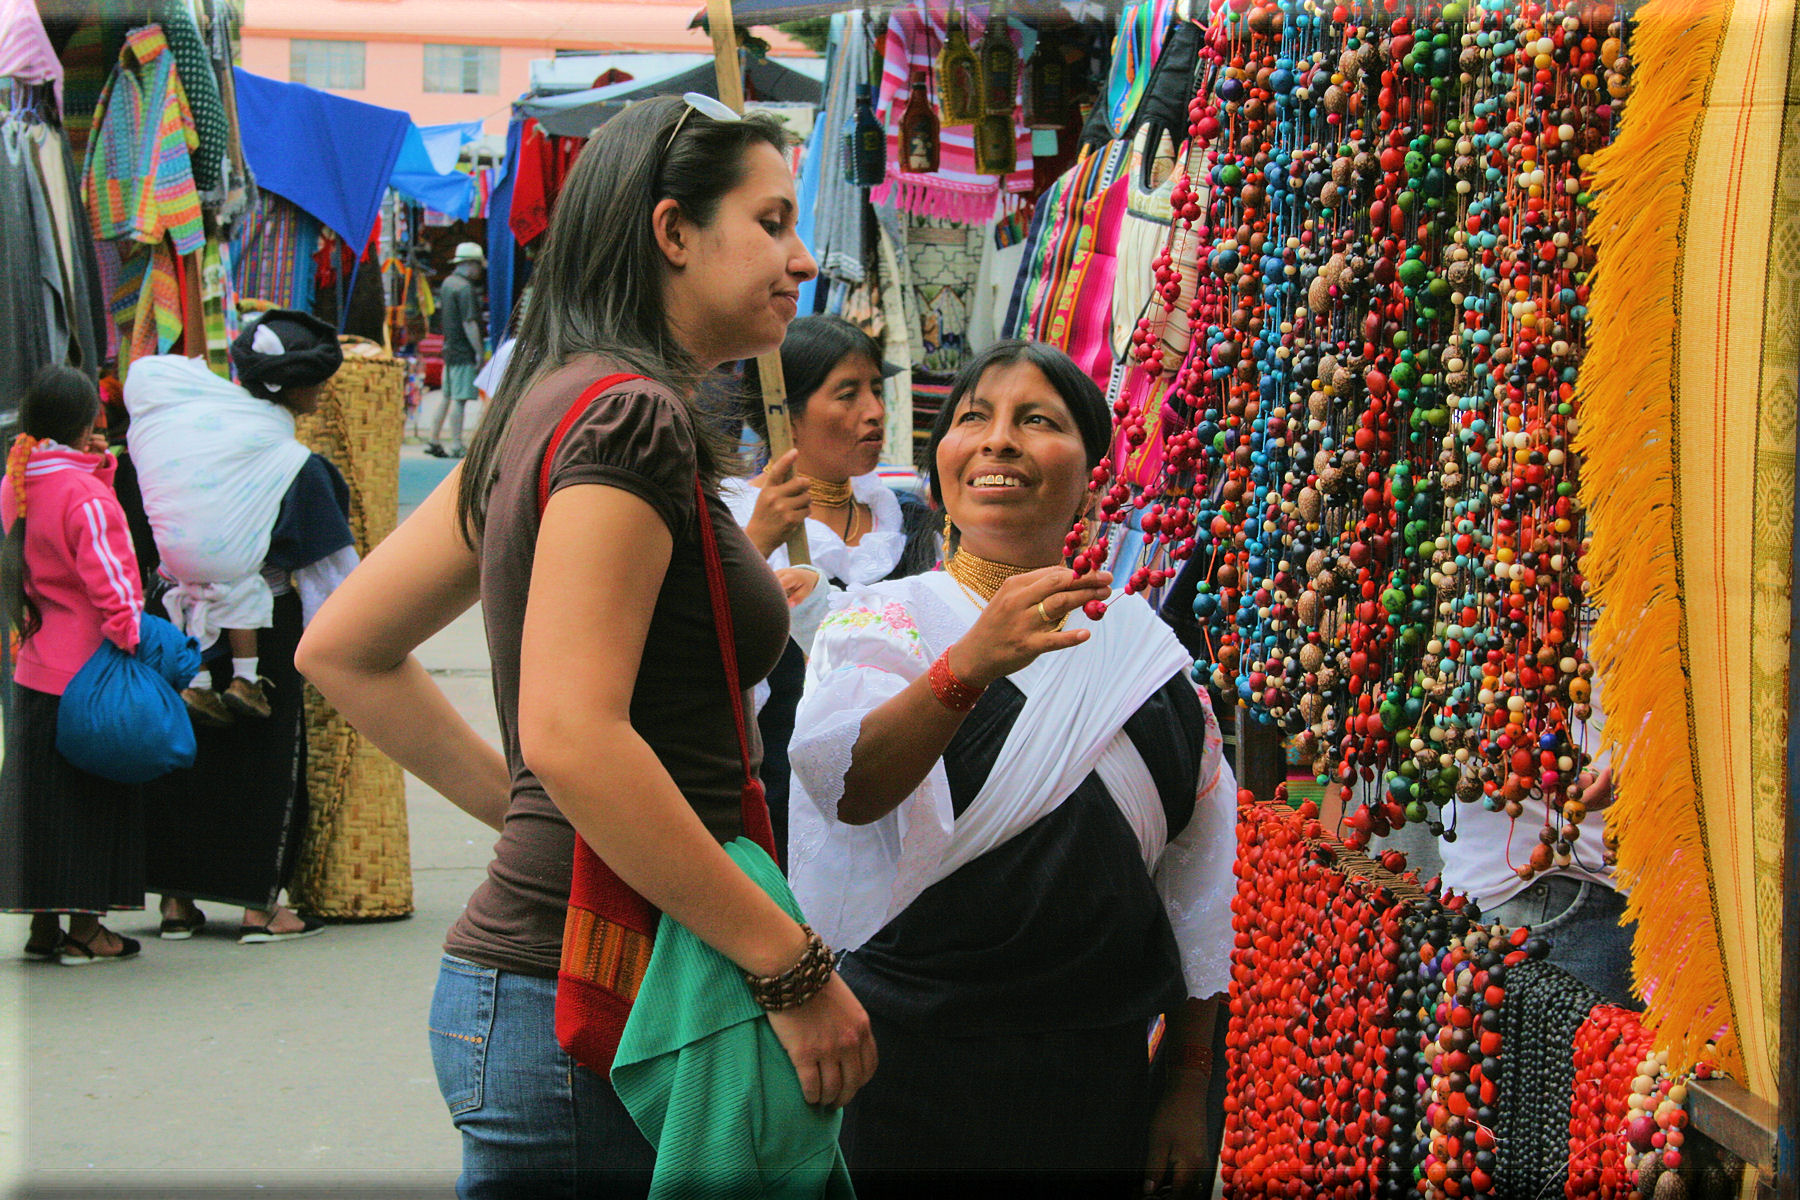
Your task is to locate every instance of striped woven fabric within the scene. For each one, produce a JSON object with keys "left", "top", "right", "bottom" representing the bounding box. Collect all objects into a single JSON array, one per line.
[
  {"left": 870, "top": 2, "right": 1033, "bottom": 224},
  {"left": 230, "top": 191, "right": 321, "bottom": 312},
  {"left": 560, "top": 905, "right": 654, "bottom": 1004},
  {"left": 81, "top": 24, "right": 204, "bottom": 257},
  {"left": 1575, "top": 0, "right": 1798, "bottom": 1101},
  {"left": 1100, "top": 0, "right": 1181, "bottom": 138}
]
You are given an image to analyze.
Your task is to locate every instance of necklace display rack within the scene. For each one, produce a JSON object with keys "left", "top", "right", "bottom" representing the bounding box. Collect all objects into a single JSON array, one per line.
[
  {"left": 1080, "top": 0, "right": 1631, "bottom": 887},
  {"left": 1222, "top": 797, "right": 1720, "bottom": 1198}
]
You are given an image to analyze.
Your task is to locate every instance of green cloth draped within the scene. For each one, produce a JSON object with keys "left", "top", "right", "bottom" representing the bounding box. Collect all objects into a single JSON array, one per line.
[{"left": 612, "top": 839, "right": 856, "bottom": 1200}]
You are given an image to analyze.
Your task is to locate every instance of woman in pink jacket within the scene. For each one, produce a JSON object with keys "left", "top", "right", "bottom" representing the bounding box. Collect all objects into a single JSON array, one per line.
[{"left": 0, "top": 366, "right": 148, "bottom": 964}]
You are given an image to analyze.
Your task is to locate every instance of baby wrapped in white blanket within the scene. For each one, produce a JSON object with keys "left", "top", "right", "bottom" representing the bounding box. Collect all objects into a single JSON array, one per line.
[{"left": 124, "top": 353, "right": 312, "bottom": 651}]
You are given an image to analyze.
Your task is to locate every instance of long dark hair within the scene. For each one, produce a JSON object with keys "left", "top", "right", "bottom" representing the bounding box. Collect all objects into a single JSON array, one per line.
[
  {"left": 456, "top": 97, "right": 792, "bottom": 544},
  {"left": 744, "top": 314, "right": 888, "bottom": 443},
  {"left": 924, "top": 340, "right": 1112, "bottom": 510},
  {"left": 3, "top": 366, "right": 102, "bottom": 643}
]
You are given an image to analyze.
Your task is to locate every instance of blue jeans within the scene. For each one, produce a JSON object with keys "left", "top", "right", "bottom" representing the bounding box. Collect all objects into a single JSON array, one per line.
[
  {"left": 1484, "top": 876, "right": 1641, "bottom": 1009},
  {"left": 429, "top": 954, "right": 655, "bottom": 1199}
]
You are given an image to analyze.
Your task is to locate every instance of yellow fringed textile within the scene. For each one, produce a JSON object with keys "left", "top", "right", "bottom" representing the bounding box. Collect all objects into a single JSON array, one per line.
[{"left": 1575, "top": 0, "right": 1798, "bottom": 1102}]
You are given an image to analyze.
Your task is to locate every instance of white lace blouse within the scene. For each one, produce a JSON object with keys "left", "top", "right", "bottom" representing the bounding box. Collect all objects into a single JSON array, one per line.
[
  {"left": 787, "top": 571, "right": 1238, "bottom": 1000},
  {"left": 719, "top": 470, "right": 906, "bottom": 587}
]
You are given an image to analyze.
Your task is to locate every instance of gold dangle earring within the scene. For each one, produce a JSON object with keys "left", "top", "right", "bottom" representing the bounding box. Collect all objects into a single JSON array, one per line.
[{"left": 942, "top": 512, "right": 955, "bottom": 563}]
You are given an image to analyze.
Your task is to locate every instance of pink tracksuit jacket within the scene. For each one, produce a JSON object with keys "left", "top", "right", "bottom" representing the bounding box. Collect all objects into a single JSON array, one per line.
[{"left": 1, "top": 443, "right": 143, "bottom": 695}]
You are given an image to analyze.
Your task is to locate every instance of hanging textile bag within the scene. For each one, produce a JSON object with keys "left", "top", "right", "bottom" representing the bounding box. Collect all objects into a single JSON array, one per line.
[
  {"left": 55, "top": 612, "right": 202, "bottom": 784},
  {"left": 538, "top": 374, "right": 780, "bottom": 1074}
]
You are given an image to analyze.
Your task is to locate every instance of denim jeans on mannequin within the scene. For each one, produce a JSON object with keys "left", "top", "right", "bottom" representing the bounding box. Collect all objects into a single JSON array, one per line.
[
  {"left": 429, "top": 954, "right": 655, "bottom": 1200},
  {"left": 1483, "top": 875, "right": 1640, "bottom": 1009}
]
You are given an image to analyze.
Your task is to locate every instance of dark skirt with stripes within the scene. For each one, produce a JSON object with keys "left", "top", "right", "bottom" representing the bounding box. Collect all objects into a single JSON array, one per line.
[
  {"left": 0, "top": 684, "right": 147, "bottom": 914},
  {"left": 144, "top": 589, "right": 309, "bottom": 910}
]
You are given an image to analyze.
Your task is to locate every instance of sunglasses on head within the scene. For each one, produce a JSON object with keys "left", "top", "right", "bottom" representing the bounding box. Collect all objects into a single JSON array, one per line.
[{"left": 664, "top": 92, "right": 742, "bottom": 152}]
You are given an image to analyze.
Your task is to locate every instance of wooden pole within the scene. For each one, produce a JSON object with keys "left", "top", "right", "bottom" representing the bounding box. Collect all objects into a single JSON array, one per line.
[{"left": 706, "top": 0, "right": 811, "bottom": 567}]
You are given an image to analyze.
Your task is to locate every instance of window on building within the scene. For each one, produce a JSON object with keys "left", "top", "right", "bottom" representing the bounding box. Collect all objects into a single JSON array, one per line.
[
  {"left": 290, "top": 39, "right": 365, "bottom": 90},
  {"left": 424, "top": 44, "right": 500, "bottom": 95}
]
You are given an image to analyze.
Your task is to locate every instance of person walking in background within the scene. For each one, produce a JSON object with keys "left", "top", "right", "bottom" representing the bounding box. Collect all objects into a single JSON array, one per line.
[
  {"left": 0, "top": 367, "right": 148, "bottom": 965},
  {"left": 427, "top": 243, "right": 486, "bottom": 460},
  {"left": 1438, "top": 662, "right": 1634, "bottom": 1006}
]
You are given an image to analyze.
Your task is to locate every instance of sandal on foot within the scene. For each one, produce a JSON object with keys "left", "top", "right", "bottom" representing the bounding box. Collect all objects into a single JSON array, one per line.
[
  {"left": 60, "top": 927, "right": 141, "bottom": 965},
  {"left": 239, "top": 913, "right": 325, "bottom": 944},
  {"left": 23, "top": 935, "right": 63, "bottom": 962},
  {"left": 159, "top": 909, "right": 207, "bottom": 940}
]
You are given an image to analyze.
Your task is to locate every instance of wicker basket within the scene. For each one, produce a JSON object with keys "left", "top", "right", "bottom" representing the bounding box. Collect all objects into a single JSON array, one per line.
[{"left": 288, "top": 338, "right": 413, "bottom": 920}]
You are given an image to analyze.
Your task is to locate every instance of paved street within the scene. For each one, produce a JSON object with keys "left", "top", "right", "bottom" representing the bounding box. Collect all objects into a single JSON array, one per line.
[{"left": 1, "top": 444, "right": 485, "bottom": 1198}]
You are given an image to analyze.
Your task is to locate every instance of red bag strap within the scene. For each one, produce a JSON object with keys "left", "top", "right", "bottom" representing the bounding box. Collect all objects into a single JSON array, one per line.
[
  {"left": 537, "top": 373, "right": 775, "bottom": 859},
  {"left": 693, "top": 475, "right": 777, "bottom": 858}
]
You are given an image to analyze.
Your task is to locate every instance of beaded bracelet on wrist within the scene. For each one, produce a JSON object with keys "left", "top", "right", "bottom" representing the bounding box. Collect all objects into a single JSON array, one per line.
[
  {"left": 927, "top": 649, "right": 985, "bottom": 713},
  {"left": 742, "top": 924, "right": 836, "bottom": 1012}
]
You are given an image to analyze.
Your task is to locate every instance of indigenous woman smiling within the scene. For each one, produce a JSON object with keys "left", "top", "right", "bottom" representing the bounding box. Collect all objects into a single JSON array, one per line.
[
  {"left": 787, "top": 340, "right": 1238, "bottom": 1196},
  {"left": 298, "top": 96, "right": 874, "bottom": 1194}
]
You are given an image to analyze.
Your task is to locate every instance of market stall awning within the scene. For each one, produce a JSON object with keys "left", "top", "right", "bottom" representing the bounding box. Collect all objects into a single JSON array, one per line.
[
  {"left": 233, "top": 68, "right": 410, "bottom": 248},
  {"left": 516, "top": 55, "right": 823, "bottom": 138},
  {"left": 391, "top": 121, "right": 483, "bottom": 220},
  {"left": 529, "top": 52, "right": 714, "bottom": 97},
  {"left": 235, "top": 70, "right": 483, "bottom": 236}
]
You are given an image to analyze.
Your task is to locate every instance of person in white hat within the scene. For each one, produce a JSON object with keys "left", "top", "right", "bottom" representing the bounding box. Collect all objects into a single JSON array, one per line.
[{"left": 428, "top": 242, "right": 487, "bottom": 458}]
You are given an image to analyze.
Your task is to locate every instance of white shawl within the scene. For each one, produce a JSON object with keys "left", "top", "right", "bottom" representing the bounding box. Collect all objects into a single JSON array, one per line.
[{"left": 788, "top": 572, "right": 1238, "bottom": 999}]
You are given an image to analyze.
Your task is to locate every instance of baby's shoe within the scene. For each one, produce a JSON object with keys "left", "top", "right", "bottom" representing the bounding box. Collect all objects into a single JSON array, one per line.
[
  {"left": 182, "top": 686, "right": 234, "bottom": 727},
  {"left": 222, "top": 676, "right": 273, "bottom": 720}
]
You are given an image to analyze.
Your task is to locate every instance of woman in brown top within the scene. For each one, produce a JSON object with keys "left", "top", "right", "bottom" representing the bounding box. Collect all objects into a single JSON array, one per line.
[{"left": 297, "top": 96, "right": 875, "bottom": 1197}]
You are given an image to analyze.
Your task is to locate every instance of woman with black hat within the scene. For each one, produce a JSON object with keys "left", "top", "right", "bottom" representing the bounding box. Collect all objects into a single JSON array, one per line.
[
  {"left": 125, "top": 309, "right": 359, "bottom": 944},
  {"left": 722, "top": 314, "right": 940, "bottom": 858}
]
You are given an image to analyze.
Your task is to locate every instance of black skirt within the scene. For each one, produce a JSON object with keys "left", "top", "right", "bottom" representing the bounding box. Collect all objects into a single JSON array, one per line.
[
  {"left": 839, "top": 1013, "right": 1162, "bottom": 1199},
  {"left": 0, "top": 683, "right": 147, "bottom": 914},
  {"left": 145, "top": 589, "right": 309, "bottom": 910}
]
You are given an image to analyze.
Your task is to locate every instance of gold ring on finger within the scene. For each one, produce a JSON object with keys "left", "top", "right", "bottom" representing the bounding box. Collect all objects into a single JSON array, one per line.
[{"left": 1037, "top": 599, "right": 1055, "bottom": 626}]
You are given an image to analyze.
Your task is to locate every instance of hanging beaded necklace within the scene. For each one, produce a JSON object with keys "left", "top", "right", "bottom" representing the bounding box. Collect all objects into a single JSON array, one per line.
[
  {"left": 944, "top": 546, "right": 1067, "bottom": 630},
  {"left": 1076, "top": 0, "right": 1633, "bottom": 861},
  {"left": 807, "top": 477, "right": 862, "bottom": 543}
]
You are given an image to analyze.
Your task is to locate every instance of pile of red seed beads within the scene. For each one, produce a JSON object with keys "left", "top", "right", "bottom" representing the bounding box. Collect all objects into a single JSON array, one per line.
[{"left": 1565, "top": 1004, "right": 1653, "bottom": 1199}]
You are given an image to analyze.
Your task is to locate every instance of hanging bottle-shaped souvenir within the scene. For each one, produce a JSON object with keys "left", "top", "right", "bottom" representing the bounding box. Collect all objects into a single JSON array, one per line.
[
  {"left": 976, "top": 8, "right": 1018, "bottom": 118},
  {"left": 899, "top": 70, "right": 941, "bottom": 174},
  {"left": 974, "top": 113, "right": 1014, "bottom": 175},
  {"left": 841, "top": 83, "right": 886, "bottom": 188},
  {"left": 937, "top": 11, "right": 980, "bottom": 124},
  {"left": 1026, "top": 35, "right": 1069, "bottom": 127},
  {"left": 973, "top": 6, "right": 1019, "bottom": 175}
]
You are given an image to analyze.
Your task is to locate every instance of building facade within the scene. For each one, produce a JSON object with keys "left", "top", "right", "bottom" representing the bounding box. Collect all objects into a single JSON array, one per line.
[{"left": 241, "top": 0, "right": 809, "bottom": 134}]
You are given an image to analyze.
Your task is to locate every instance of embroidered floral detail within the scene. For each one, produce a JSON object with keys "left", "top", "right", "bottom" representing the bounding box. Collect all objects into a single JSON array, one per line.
[{"left": 825, "top": 603, "right": 922, "bottom": 643}]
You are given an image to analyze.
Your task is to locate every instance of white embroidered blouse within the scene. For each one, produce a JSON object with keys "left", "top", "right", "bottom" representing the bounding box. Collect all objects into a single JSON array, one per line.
[{"left": 787, "top": 571, "right": 1238, "bottom": 1000}]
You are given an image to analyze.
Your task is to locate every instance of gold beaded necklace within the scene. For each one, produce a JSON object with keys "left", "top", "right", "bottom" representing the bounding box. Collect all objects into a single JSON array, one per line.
[
  {"left": 945, "top": 546, "right": 1066, "bottom": 629},
  {"left": 807, "top": 478, "right": 861, "bottom": 542},
  {"left": 807, "top": 478, "right": 855, "bottom": 508}
]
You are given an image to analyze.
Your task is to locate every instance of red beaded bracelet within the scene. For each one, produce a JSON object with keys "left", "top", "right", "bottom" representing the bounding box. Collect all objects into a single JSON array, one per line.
[{"left": 928, "top": 649, "right": 985, "bottom": 712}]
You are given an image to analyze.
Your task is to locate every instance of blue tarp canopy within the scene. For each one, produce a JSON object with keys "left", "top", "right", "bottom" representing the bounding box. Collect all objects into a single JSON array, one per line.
[
  {"left": 235, "top": 69, "right": 481, "bottom": 235},
  {"left": 392, "top": 120, "right": 483, "bottom": 219},
  {"left": 234, "top": 68, "right": 409, "bottom": 248}
]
